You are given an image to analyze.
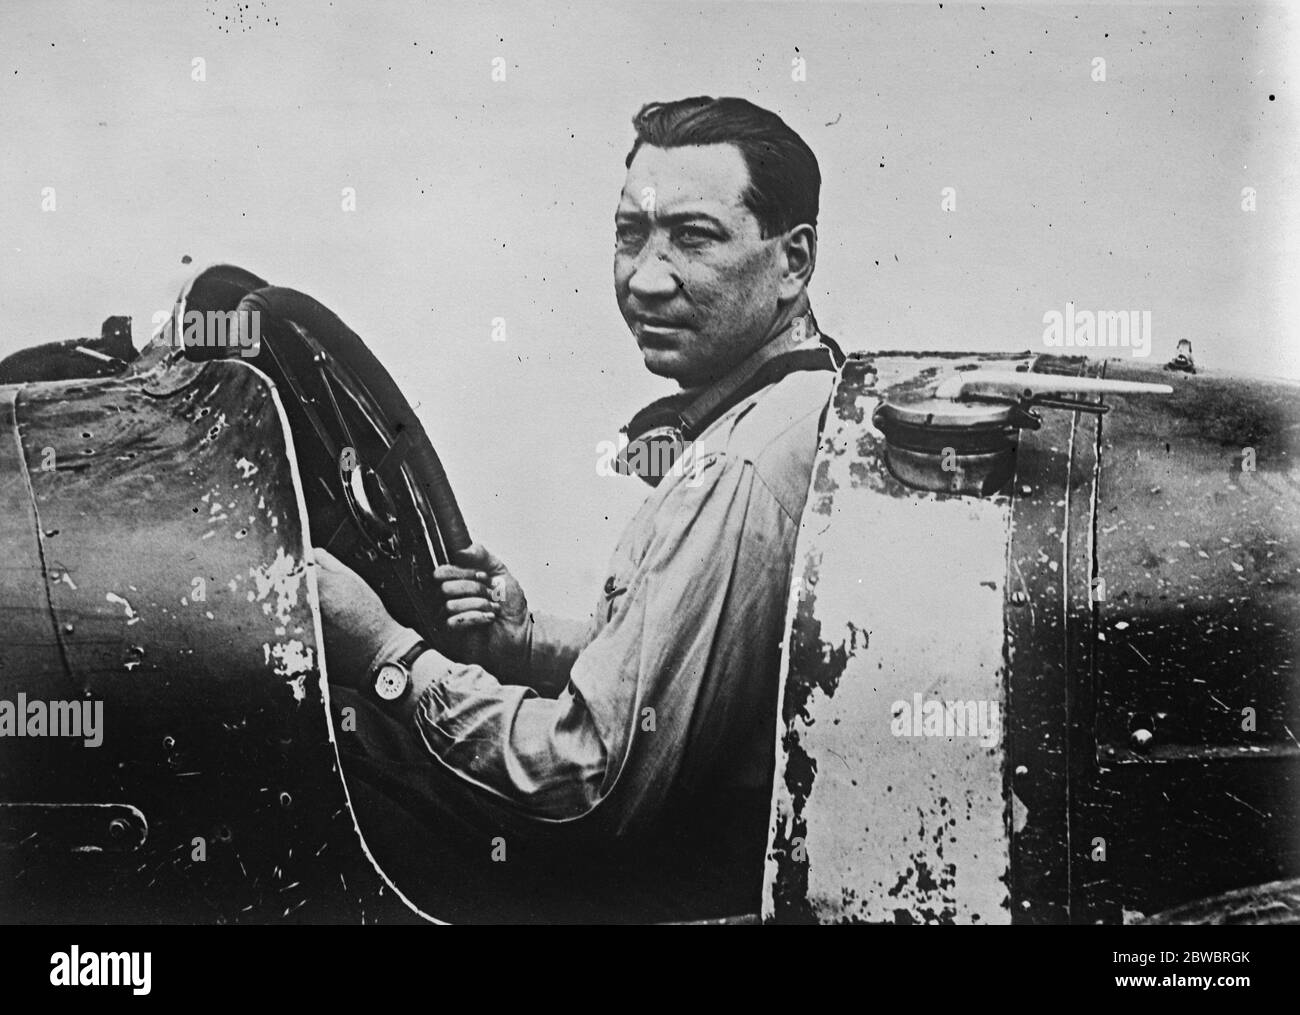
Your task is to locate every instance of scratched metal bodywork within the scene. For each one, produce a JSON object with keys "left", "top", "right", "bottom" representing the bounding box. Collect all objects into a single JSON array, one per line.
[
  {"left": 1003, "top": 354, "right": 1101, "bottom": 923},
  {"left": 765, "top": 352, "right": 1031, "bottom": 924},
  {"left": 0, "top": 358, "right": 418, "bottom": 922},
  {"left": 764, "top": 352, "right": 1300, "bottom": 924},
  {"left": 1077, "top": 361, "right": 1300, "bottom": 922}
]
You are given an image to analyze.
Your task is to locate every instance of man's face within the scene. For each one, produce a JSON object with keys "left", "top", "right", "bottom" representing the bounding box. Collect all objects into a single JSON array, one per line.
[{"left": 614, "top": 143, "right": 789, "bottom": 388}]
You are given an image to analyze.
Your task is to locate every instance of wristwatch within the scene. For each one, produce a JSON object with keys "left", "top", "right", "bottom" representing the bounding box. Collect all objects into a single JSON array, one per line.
[{"left": 367, "top": 640, "right": 429, "bottom": 706}]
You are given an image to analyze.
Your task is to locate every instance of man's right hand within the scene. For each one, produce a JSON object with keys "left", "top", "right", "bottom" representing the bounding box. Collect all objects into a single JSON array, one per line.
[{"left": 434, "top": 543, "right": 531, "bottom": 667}]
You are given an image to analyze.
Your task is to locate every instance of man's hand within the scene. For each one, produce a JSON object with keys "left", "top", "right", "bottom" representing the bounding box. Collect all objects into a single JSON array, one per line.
[
  {"left": 311, "top": 546, "right": 421, "bottom": 689},
  {"left": 434, "top": 543, "right": 530, "bottom": 668}
]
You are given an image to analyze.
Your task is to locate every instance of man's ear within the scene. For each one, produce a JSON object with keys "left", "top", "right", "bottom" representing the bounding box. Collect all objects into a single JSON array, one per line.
[{"left": 777, "top": 224, "right": 817, "bottom": 302}]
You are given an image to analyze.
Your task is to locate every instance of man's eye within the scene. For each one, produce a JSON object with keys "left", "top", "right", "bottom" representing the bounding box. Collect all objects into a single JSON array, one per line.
[
  {"left": 673, "top": 226, "right": 716, "bottom": 246},
  {"left": 615, "top": 225, "right": 646, "bottom": 246}
]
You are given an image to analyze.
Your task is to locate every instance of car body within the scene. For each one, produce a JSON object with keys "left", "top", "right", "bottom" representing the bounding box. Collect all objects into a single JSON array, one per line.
[{"left": 2, "top": 267, "right": 1296, "bottom": 923}]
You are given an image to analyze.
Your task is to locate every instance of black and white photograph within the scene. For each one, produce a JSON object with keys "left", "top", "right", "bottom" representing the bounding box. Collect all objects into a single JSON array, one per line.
[{"left": 0, "top": 0, "right": 1296, "bottom": 985}]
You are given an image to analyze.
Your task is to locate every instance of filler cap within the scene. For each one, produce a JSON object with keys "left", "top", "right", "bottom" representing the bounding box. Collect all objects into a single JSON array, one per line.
[{"left": 873, "top": 369, "right": 1172, "bottom": 496}]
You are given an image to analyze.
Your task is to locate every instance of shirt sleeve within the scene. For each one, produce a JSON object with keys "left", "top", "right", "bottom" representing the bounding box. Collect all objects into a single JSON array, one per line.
[
  {"left": 409, "top": 449, "right": 793, "bottom": 836},
  {"left": 522, "top": 611, "right": 593, "bottom": 697},
  {"left": 478, "top": 610, "right": 591, "bottom": 696}
]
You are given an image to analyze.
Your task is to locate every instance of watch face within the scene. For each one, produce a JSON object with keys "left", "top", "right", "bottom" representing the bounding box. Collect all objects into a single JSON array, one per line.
[{"left": 373, "top": 663, "right": 409, "bottom": 702}]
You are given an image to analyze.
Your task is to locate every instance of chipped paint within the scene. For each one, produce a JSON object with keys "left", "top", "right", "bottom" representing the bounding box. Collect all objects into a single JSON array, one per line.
[
  {"left": 263, "top": 640, "right": 314, "bottom": 701},
  {"left": 1011, "top": 790, "right": 1029, "bottom": 835},
  {"left": 764, "top": 354, "right": 1025, "bottom": 924},
  {"left": 249, "top": 546, "right": 304, "bottom": 628},
  {"left": 247, "top": 549, "right": 316, "bottom": 700},
  {"left": 105, "top": 591, "right": 140, "bottom": 625}
]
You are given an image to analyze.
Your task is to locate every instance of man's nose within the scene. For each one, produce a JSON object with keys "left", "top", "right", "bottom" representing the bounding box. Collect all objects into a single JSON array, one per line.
[{"left": 626, "top": 242, "right": 681, "bottom": 301}]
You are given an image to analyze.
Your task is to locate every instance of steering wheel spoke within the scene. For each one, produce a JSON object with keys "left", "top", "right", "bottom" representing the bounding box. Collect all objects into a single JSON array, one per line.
[
  {"left": 374, "top": 427, "right": 412, "bottom": 479},
  {"left": 259, "top": 336, "right": 346, "bottom": 464}
]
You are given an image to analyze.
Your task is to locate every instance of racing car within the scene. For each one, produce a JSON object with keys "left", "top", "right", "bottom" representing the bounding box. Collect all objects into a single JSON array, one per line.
[{"left": 1, "top": 265, "right": 1296, "bottom": 923}]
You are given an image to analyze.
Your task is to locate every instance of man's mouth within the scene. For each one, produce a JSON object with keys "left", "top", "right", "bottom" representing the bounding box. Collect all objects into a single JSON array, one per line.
[{"left": 631, "top": 314, "right": 693, "bottom": 343}]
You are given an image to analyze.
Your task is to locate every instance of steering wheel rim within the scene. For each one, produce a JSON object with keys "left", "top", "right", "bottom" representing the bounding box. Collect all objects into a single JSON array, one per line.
[{"left": 231, "top": 286, "right": 471, "bottom": 642}]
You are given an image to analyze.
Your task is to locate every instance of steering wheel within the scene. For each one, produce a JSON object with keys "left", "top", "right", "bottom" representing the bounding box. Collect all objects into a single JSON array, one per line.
[{"left": 228, "top": 287, "right": 471, "bottom": 647}]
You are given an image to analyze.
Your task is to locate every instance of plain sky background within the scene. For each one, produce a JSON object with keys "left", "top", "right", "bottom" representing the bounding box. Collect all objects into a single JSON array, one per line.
[{"left": 2, "top": 0, "right": 1296, "bottom": 616}]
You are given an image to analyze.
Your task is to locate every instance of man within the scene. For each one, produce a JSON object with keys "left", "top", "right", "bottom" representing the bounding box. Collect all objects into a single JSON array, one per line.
[{"left": 315, "top": 96, "right": 844, "bottom": 922}]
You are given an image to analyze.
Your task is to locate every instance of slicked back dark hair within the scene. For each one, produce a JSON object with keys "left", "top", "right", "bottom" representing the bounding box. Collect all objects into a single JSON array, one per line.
[{"left": 626, "top": 96, "right": 820, "bottom": 239}]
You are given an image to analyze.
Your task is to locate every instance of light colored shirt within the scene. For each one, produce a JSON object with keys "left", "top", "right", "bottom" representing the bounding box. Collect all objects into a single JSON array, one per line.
[{"left": 410, "top": 366, "right": 835, "bottom": 839}]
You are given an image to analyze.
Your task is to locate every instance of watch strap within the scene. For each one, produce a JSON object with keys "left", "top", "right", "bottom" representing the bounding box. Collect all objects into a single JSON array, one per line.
[{"left": 395, "top": 639, "right": 429, "bottom": 671}]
